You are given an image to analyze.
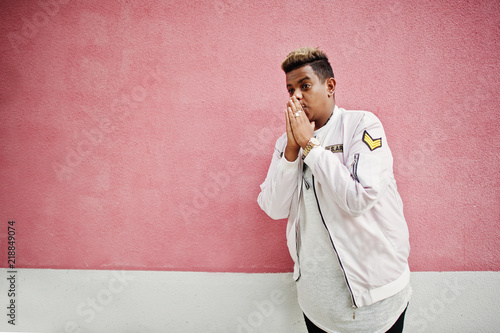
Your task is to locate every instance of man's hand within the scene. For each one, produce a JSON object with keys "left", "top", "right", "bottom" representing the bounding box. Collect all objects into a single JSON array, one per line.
[
  {"left": 287, "top": 97, "right": 315, "bottom": 149},
  {"left": 284, "top": 105, "right": 300, "bottom": 161}
]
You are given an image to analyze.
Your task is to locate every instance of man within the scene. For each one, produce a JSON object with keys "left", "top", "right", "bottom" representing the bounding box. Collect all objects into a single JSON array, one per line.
[{"left": 257, "top": 47, "right": 411, "bottom": 333}]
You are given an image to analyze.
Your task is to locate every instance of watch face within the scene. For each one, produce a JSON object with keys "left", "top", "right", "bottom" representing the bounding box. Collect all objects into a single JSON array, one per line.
[{"left": 311, "top": 138, "right": 320, "bottom": 146}]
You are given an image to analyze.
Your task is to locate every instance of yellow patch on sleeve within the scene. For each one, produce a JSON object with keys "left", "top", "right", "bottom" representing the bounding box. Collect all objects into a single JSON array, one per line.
[{"left": 362, "top": 130, "right": 382, "bottom": 151}]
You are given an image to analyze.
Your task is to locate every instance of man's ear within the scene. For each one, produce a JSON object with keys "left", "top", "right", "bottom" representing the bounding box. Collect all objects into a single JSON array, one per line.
[{"left": 327, "top": 77, "right": 336, "bottom": 97}]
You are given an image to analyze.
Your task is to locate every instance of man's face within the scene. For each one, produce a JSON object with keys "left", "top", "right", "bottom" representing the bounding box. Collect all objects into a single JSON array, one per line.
[{"left": 286, "top": 65, "right": 334, "bottom": 125}]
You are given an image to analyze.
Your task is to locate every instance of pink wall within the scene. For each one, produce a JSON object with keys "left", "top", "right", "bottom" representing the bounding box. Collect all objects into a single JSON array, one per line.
[{"left": 1, "top": 0, "right": 498, "bottom": 273}]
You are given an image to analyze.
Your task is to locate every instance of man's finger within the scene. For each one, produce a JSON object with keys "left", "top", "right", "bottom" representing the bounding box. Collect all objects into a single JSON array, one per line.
[
  {"left": 287, "top": 99, "right": 297, "bottom": 113},
  {"left": 285, "top": 107, "right": 292, "bottom": 129},
  {"left": 288, "top": 106, "right": 297, "bottom": 122},
  {"left": 292, "top": 96, "right": 303, "bottom": 111}
]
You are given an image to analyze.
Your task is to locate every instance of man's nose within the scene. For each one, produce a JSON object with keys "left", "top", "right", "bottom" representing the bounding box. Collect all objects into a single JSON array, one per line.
[{"left": 292, "top": 90, "right": 302, "bottom": 100}]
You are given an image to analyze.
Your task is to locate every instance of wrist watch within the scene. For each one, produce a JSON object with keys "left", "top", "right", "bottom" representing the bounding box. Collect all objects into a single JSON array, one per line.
[{"left": 303, "top": 137, "right": 321, "bottom": 158}]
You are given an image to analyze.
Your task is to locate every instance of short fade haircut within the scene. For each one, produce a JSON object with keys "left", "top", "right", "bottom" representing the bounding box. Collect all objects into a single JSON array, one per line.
[{"left": 281, "top": 47, "right": 334, "bottom": 82}]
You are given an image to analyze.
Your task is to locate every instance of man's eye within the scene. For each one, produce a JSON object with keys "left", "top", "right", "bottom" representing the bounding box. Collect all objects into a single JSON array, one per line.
[{"left": 302, "top": 83, "right": 311, "bottom": 89}]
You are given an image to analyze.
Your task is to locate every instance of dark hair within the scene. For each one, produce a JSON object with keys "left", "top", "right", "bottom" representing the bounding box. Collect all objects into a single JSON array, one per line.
[{"left": 281, "top": 47, "right": 334, "bottom": 82}]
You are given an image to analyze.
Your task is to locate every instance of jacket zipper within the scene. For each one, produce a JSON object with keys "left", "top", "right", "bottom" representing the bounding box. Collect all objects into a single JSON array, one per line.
[
  {"left": 295, "top": 166, "right": 305, "bottom": 280},
  {"left": 311, "top": 175, "right": 358, "bottom": 317}
]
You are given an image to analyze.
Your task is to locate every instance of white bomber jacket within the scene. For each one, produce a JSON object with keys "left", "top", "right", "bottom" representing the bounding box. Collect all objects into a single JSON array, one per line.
[{"left": 258, "top": 105, "right": 410, "bottom": 308}]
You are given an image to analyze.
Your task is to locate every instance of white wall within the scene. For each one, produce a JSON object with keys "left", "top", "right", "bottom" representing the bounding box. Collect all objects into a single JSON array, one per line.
[{"left": 0, "top": 269, "right": 498, "bottom": 332}]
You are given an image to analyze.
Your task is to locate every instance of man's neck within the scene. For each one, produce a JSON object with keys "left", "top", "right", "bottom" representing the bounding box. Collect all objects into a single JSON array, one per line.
[{"left": 315, "top": 104, "right": 335, "bottom": 130}]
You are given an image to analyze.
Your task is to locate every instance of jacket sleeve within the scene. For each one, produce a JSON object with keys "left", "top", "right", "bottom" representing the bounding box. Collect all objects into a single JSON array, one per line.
[
  {"left": 257, "top": 135, "right": 300, "bottom": 220},
  {"left": 304, "top": 112, "right": 393, "bottom": 217}
]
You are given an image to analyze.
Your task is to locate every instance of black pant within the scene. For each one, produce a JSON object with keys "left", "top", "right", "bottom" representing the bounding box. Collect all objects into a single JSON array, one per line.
[{"left": 304, "top": 306, "right": 407, "bottom": 333}]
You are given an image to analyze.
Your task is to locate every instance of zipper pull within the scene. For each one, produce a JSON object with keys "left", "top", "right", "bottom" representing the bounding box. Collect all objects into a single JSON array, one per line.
[
  {"left": 302, "top": 165, "right": 310, "bottom": 190},
  {"left": 352, "top": 308, "right": 356, "bottom": 320},
  {"left": 303, "top": 178, "right": 310, "bottom": 190}
]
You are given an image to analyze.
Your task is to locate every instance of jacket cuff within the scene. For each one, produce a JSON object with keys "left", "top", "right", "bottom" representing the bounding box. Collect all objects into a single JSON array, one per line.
[
  {"left": 303, "top": 146, "right": 323, "bottom": 168},
  {"left": 280, "top": 153, "right": 300, "bottom": 170}
]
